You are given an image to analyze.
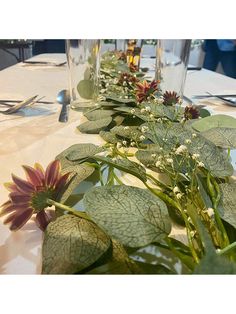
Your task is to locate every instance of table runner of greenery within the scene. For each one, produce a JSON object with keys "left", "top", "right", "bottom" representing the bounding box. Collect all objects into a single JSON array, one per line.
[{"left": 1, "top": 50, "right": 236, "bottom": 274}]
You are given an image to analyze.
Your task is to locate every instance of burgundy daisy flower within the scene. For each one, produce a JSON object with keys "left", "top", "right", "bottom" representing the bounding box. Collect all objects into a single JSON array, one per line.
[
  {"left": 184, "top": 105, "right": 200, "bottom": 120},
  {"left": 163, "top": 91, "right": 180, "bottom": 106},
  {"left": 0, "top": 160, "right": 70, "bottom": 231},
  {"left": 135, "top": 80, "right": 159, "bottom": 103}
]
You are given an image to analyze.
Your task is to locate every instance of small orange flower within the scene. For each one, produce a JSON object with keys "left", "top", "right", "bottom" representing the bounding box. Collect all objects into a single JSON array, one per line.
[
  {"left": 0, "top": 160, "right": 70, "bottom": 231},
  {"left": 135, "top": 80, "right": 159, "bottom": 103}
]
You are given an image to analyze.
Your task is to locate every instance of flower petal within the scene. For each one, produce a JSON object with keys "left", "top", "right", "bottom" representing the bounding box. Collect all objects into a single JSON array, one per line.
[
  {"left": 0, "top": 200, "right": 11, "bottom": 209},
  {"left": 12, "top": 174, "right": 35, "bottom": 194},
  {"left": 0, "top": 202, "right": 15, "bottom": 217},
  {"left": 9, "top": 192, "right": 31, "bottom": 205},
  {"left": 45, "top": 160, "right": 60, "bottom": 187},
  {"left": 22, "top": 165, "right": 43, "bottom": 186},
  {"left": 35, "top": 210, "right": 51, "bottom": 231},
  {"left": 55, "top": 172, "right": 70, "bottom": 192},
  {"left": 3, "top": 182, "right": 19, "bottom": 192},
  {"left": 34, "top": 163, "right": 45, "bottom": 179},
  {"left": 8, "top": 208, "right": 34, "bottom": 231}
]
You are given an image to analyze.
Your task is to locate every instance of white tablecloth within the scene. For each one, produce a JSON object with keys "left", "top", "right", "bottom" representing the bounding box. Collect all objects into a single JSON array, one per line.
[{"left": 0, "top": 54, "right": 235, "bottom": 274}]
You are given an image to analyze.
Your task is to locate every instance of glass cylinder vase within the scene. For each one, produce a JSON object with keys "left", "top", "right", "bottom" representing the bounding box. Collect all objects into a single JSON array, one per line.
[
  {"left": 66, "top": 39, "right": 101, "bottom": 109},
  {"left": 155, "top": 40, "right": 191, "bottom": 98}
]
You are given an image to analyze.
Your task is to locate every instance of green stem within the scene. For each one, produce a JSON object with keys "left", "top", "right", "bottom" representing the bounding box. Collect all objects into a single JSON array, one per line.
[
  {"left": 113, "top": 171, "right": 124, "bottom": 185},
  {"left": 206, "top": 173, "right": 229, "bottom": 247},
  {"left": 47, "top": 199, "right": 92, "bottom": 222},
  {"left": 144, "top": 182, "right": 199, "bottom": 263},
  {"left": 146, "top": 173, "right": 171, "bottom": 191},
  {"left": 115, "top": 147, "right": 134, "bottom": 158},
  {"left": 217, "top": 242, "right": 236, "bottom": 256},
  {"left": 165, "top": 237, "right": 195, "bottom": 271},
  {"left": 106, "top": 166, "right": 115, "bottom": 185}
]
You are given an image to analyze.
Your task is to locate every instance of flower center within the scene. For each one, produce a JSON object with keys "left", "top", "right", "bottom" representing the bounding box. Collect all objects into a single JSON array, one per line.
[{"left": 31, "top": 188, "right": 54, "bottom": 212}]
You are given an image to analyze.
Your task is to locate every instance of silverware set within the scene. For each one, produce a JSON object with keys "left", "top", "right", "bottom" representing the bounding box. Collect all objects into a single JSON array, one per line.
[
  {"left": 0, "top": 95, "right": 50, "bottom": 114},
  {"left": 192, "top": 92, "right": 236, "bottom": 106},
  {"left": 22, "top": 61, "right": 67, "bottom": 67}
]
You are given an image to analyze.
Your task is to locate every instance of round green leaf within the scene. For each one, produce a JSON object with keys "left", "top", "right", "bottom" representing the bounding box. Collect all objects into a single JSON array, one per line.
[
  {"left": 77, "top": 117, "right": 112, "bottom": 134},
  {"left": 99, "top": 131, "right": 119, "bottom": 144},
  {"left": 42, "top": 215, "right": 111, "bottom": 274},
  {"left": 192, "top": 114, "right": 236, "bottom": 132},
  {"left": 83, "top": 185, "right": 171, "bottom": 247},
  {"left": 77, "top": 79, "right": 94, "bottom": 99},
  {"left": 201, "top": 127, "right": 236, "bottom": 149},
  {"left": 84, "top": 109, "right": 116, "bottom": 121},
  {"left": 56, "top": 143, "right": 103, "bottom": 162},
  {"left": 219, "top": 183, "right": 236, "bottom": 228},
  {"left": 64, "top": 143, "right": 103, "bottom": 162}
]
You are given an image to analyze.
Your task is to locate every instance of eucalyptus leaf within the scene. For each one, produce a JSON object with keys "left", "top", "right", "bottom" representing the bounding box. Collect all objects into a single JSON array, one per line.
[
  {"left": 193, "top": 218, "right": 236, "bottom": 274},
  {"left": 99, "top": 131, "right": 119, "bottom": 144},
  {"left": 113, "top": 107, "right": 149, "bottom": 121},
  {"left": 57, "top": 162, "right": 95, "bottom": 204},
  {"left": 144, "top": 122, "right": 234, "bottom": 177},
  {"left": 99, "top": 101, "right": 125, "bottom": 108},
  {"left": 201, "top": 127, "right": 236, "bottom": 149},
  {"left": 113, "top": 107, "right": 139, "bottom": 114},
  {"left": 77, "top": 117, "right": 112, "bottom": 134},
  {"left": 84, "top": 67, "right": 91, "bottom": 80},
  {"left": 142, "top": 103, "right": 176, "bottom": 121},
  {"left": 77, "top": 79, "right": 94, "bottom": 99},
  {"left": 194, "top": 250, "right": 236, "bottom": 274},
  {"left": 196, "top": 175, "right": 213, "bottom": 209},
  {"left": 56, "top": 143, "right": 103, "bottom": 163},
  {"left": 65, "top": 143, "right": 104, "bottom": 162},
  {"left": 199, "top": 108, "right": 211, "bottom": 118},
  {"left": 218, "top": 183, "right": 236, "bottom": 229},
  {"left": 111, "top": 125, "right": 142, "bottom": 141},
  {"left": 106, "top": 95, "right": 136, "bottom": 104},
  {"left": 42, "top": 215, "right": 111, "bottom": 274},
  {"left": 192, "top": 114, "right": 236, "bottom": 132},
  {"left": 83, "top": 185, "right": 171, "bottom": 247},
  {"left": 135, "top": 149, "right": 161, "bottom": 170},
  {"left": 112, "top": 115, "right": 125, "bottom": 126},
  {"left": 84, "top": 109, "right": 116, "bottom": 121},
  {"left": 87, "top": 239, "right": 139, "bottom": 274}
]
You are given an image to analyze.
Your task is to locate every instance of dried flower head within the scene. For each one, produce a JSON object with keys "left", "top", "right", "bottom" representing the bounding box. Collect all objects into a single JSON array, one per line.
[
  {"left": 163, "top": 91, "right": 180, "bottom": 106},
  {"left": 184, "top": 105, "right": 200, "bottom": 120},
  {"left": 118, "top": 72, "right": 139, "bottom": 86},
  {"left": 135, "top": 80, "right": 159, "bottom": 103},
  {"left": 0, "top": 160, "right": 70, "bottom": 231}
]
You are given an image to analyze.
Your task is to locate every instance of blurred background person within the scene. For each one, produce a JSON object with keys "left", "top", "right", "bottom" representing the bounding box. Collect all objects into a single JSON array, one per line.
[{"left": 203, "top": 39, "right": 236, "bottom": 78}]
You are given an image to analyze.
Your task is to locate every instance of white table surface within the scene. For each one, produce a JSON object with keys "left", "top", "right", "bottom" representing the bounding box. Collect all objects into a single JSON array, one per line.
[{"left": 0, "top": 54, "right": 235, "bottom": 274}]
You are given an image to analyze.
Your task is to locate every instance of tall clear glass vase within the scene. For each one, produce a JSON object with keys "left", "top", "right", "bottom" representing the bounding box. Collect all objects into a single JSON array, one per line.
[
  {"left": 155, "top": 40, "right": 191, "bottom": 98},
  {"left": 66, "top": 40, "right": 101, "bottom": 110}
]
